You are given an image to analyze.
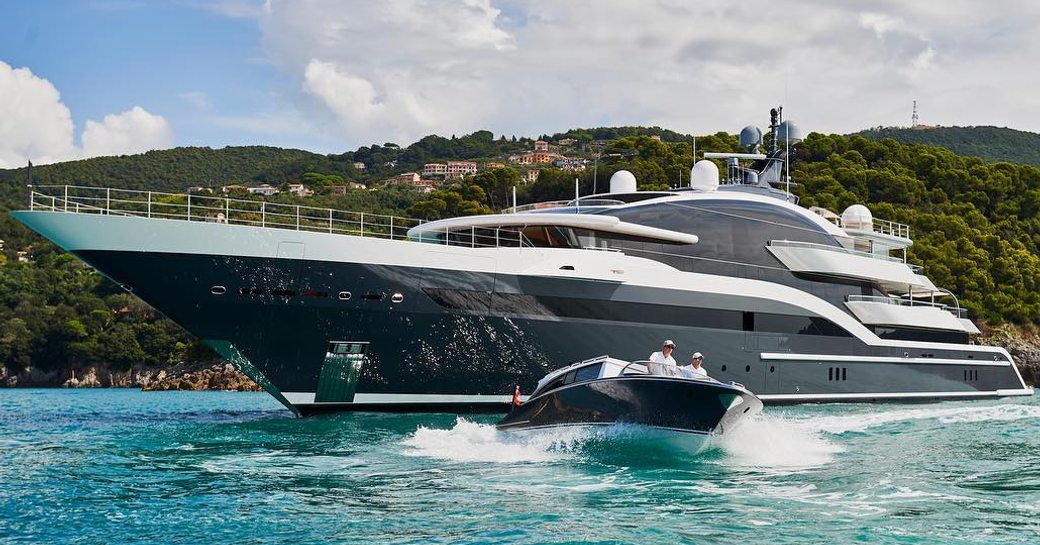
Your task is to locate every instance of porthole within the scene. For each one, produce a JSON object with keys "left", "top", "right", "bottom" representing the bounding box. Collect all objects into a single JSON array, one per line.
[
  {"left": 769, "top": 366, "right": 775, "bottom": 373},
  {"left": 210, "top": 285, "right": 226, "bottom": 295},
  {"left": 271, "top": 288, "right": 297, "bottom": 297},
  {"left": 338, "top": 291, "right": 352, "bottom": 301},
  {"left": 120, "top": 283, "right": 134, "bottom": 292},
  {"left": 238, "top": 287, "right": 251, "bottom": 295},
  {"left": 745, "top": 365, "right": 751, "bottom": 373},
  {"left": 720, "top": 365, "right": 727, "bottom": 372},
  {"left": 391, "top": 292, "right": 404, "bottom": 303}
]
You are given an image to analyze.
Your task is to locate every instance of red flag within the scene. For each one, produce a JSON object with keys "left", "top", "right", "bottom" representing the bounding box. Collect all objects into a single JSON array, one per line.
[{"left": 512, "top": 385, "right": 522, "bottom": 407}]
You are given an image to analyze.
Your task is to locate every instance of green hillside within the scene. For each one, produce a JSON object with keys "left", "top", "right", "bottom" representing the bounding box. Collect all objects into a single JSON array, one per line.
[
  {"left": 0, "top": 146, "right": 353, "bottom": 204},
  {"left": 2, "top": 129, "right": 1040, "bottom": 377},
  {"left": 856, "top": 126, "right": 1040, "bottom": 166}
]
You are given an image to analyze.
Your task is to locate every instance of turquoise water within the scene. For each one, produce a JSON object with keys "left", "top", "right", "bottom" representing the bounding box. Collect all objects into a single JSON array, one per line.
[{"left": 1, "top": 390, "right": 1038, "bottom": 544}]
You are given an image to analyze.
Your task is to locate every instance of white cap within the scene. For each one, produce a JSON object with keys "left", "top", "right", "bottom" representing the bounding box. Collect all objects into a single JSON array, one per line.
[
  {"left": 663, "top": 340, "right": 676, "bottom": 347},
  {"left": 692, "top": 352, "right": 703, "bottom": 359}
]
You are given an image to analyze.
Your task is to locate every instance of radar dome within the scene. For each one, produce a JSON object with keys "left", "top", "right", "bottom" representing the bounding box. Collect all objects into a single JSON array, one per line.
[
  {"left": 690, "top": 160, "right": 720, "bottom": 192},
  {"left": 841, "top": 204, "right": 873, "bottom": 231},
  {"left": 777, "top": 120, "right": 803, "bottom": 144},
  {"left": 739, "top": 125, "right": 763, "bottom": 152},
  {"left": 609, "top": 170, "right": 637, "bottom": 193}
]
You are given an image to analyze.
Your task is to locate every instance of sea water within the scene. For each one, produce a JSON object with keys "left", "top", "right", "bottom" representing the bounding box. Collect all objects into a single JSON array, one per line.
[{"left": 0, "top": 389, "right": 1037, "bottom": 544}]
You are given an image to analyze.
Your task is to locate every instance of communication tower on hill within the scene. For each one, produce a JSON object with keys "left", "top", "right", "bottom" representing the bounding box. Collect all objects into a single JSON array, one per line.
[{"left": 912, "top": 100, "right": 919, "bottom": 128}]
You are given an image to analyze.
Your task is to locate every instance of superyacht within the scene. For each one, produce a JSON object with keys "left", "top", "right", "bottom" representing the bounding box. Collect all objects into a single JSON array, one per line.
[{"left": 12, "top": 110, "right": 1032, "bottom": 414}]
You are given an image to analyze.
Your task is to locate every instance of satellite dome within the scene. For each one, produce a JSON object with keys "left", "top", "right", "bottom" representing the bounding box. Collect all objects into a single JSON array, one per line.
[
  {"left": 841, "top": 204, "right": 873, "bottom": 231},
  {"left": 739, "top": 125, "right": 763, "bottom": 152},
  {"left": 777, "top": 120, "right": 803, "bottom": 145},
  {"left": 609, "top": 170, "right": 637, "bottom": 194},
  {"left": 690, "top": 160, "right": 720, "bottom": 192}
]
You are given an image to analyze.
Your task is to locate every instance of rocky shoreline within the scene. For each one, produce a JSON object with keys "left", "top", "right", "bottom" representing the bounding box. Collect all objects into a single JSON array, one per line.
[
  {"left": 980, "top": 324, "right": 1040, "bottom": 386},
  {"left": 1, "top": 326, "right": 1037, "bottom": 392},
  {"left": 0, "top": 360, "right": 262, "bottom": 392}
]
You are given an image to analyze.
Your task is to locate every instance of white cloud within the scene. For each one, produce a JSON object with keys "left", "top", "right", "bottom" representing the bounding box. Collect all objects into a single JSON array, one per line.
[
  {"left": 82, "top": 106, "right": 174, "bottom": 157},
  {"left": 0, "top": 61, "right": 174, "bottom": 168},
  {"left": 0, "top": 61, "right": 77, "bottom": 168},
  {"left": 250, "top": 0, "right": 1040, "bottom": 148}
]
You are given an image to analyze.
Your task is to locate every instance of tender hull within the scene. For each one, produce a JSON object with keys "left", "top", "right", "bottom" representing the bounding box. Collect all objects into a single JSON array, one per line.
[
  {"left": 11, "top": 211, "right": 1033, "bottom": 414},
  {"left": 497, "top": 377, "right": 762, "bottom": 439}
]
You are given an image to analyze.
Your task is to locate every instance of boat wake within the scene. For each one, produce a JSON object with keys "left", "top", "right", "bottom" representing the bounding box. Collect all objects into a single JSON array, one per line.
[
  {"left": 718, "top": 402, "right": 1040, "bottom": 470},
  {"left": 401, "top": 417, "right": 714, "bottom": 463},
  {"left": 400, "top": 417, "right": 584, "bottom": 463},
  {"left": 400, "top": 402, "right": 1039, "bottom": 468},
  {"left": 803, "top": 402, "right": 1040, "bottom": 434},
  {"left": 715, "top": 413, "right": 843, "bottom": 470}
]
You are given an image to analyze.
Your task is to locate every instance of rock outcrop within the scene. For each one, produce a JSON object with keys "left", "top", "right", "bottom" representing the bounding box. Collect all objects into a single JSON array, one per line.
[
  {"left": 141, "top": 362, "right": 262, "bottom": 392},
  {"left": 981, "top": 324, "right": 1040, "bottom": 387},
  {"left": 0, "top": 361, "right": 262, "bottom": 391}
]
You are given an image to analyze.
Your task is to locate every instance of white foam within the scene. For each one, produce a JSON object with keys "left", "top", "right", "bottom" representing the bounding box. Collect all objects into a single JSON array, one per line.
[
  {"left": 717, "top": 414, "right": 843, "bottom": 470},
  {"left": 805, "top": 403, "right": 1040, "bottom": 434},
  {"left": 401, "top": 417, "right": 584, "bottom": 463},
  {"left": 717, "top": 401, "right": 1039, "bottom": 471}
]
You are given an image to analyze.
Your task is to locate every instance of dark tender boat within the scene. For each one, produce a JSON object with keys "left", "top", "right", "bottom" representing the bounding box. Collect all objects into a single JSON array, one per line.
[{"left": 497, "top": 356, "right": 763, "bottom": 452}]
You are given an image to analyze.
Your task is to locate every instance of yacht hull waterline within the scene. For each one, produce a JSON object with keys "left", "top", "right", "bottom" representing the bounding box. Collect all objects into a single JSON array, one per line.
[{"left": 11, "top": 208, "right": 1031, "bottom": 416}]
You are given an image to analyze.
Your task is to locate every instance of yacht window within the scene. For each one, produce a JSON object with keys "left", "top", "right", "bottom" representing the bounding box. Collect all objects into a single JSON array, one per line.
[
  {"left": 573, "top": 364, "right": 602, "bottom": 383},
  {"left": 520, "top": 226, "right": 576, "bottom": 248}
]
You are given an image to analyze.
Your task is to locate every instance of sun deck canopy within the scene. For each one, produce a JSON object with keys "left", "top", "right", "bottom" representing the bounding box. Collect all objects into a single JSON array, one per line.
[{"left": 406, "top": 213, "right": 699, "bottom": 245}]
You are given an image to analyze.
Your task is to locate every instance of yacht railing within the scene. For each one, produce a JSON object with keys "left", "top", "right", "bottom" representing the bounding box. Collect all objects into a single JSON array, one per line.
[
  {"left": 845, "top": 295, "right": 968, "bottom": 319},
  {"left": 508, "top": 200, "right": 574, "bottom": 213},
  {"left": 505, "top": 198, "right": 625, "bottom": 214},
  {"left": 767, "top": 239, "right": 924, "bottom": 272},
  {"left": 26, "top": 184, "right": 534, "bottom": 249},
  {"left": 824, "top": 215, "right": 911, "bottom": 239}
]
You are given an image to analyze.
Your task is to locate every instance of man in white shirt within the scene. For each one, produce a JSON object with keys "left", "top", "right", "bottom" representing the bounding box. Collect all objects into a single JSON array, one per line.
[
  {"left": 647, "top": 340, "right": 677, "bottom": 375},
  {"left": 680, "top": 352, "right": 708, "bottom": 379}
]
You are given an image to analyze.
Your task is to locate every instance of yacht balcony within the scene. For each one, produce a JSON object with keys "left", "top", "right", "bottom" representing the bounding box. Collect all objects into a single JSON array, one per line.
[
  {"left": 767, "top": 240, "right": 930, "bottom": 293},
  {"left": 845, "top": 295, "right": 980, "bottom": 334}
]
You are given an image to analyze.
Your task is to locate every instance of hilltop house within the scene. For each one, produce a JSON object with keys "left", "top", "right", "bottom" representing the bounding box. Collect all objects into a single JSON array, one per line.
[
  {"left": 329, "top": 183, "right": 368, "bottom": 195},
  {"left": 247, "top": 184, "right": 279, "bottom": 197},
  {"left": 287, "top": 183, "right": 314, "bottom": 197}
]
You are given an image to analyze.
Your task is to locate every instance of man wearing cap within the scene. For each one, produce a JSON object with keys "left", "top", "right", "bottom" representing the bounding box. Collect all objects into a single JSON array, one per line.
[
  {"left": 647, "top": 340, "right": 678, "bottom": 375},
  {"left": 681, "top": 352, "right": 708, "bottom": 379}
]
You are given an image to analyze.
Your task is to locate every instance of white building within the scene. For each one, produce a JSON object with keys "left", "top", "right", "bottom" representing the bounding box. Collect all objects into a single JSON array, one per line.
[
  {"left": 423, "top": 163, "right": 447, "bottom": 176},
  {"left": 287, "top": 183, "right": 314, "bottom": 197},
  {"left": 247, "top": 184, "right": 280, "bottom": 197},
  {"left": 446, "top": 161, "right": 478, "bottom": 178}
]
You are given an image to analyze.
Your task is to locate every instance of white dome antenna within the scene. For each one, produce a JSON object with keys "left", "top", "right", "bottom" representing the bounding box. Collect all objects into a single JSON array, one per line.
[
  {"left": 609, "top": 170, "right": 637, "bottom": 193},
  {"left": 777, "top": 120, "right": 803, "bottom": 145},
  {"left": 841, "top": 204, "right": 873, "bottom": 231},
  {"left": 690, "top": 160, "right": 720, "bottom": 192}
]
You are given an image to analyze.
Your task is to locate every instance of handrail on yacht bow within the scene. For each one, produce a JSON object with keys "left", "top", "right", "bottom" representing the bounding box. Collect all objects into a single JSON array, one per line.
[{"left": 25, "top": 184, "right": 536, "bottom": 250}]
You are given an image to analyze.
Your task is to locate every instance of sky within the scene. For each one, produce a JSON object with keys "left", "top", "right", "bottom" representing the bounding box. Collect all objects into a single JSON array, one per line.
[{"left": 2, "top": 0, "right": 1040, "bottom": 168}]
